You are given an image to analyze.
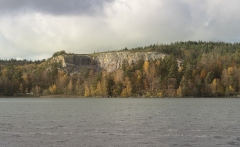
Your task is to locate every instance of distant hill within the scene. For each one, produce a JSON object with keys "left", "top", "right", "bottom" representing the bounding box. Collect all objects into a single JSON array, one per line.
[{"left": 1, "top": 41, "right": 240, "bottom": 97}]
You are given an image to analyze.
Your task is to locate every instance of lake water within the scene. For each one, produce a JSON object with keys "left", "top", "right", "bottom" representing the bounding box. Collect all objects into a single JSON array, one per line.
[{"left": 0, "top": 98, "right": 240, "bottom": 147}]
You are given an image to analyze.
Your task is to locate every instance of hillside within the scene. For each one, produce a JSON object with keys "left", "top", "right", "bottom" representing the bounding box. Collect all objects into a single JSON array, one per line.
[
  {"left": 51, "top": 51, "right": 168, "bottom": 73},
  {"left": 1, "top": 41, "right": 240, "bottom": 97}
]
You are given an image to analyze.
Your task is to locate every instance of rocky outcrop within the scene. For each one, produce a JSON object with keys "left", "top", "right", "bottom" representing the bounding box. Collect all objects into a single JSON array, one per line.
[
  {"left": 95, "top": 52, "right": 167, "bottom": 72},
  {"left": 52, "top": 52, "right": 167, "bottom": 73},
  {"left": 52, "top": 54, "right": 99, "bottom": 72}
]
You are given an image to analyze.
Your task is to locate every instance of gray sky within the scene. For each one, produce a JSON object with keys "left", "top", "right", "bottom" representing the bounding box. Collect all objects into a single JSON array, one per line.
[{"left": 1, "top": 0, "right": 240, "bottom": 60}]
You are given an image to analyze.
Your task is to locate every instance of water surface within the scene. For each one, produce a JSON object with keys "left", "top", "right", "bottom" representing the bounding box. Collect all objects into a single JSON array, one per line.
[{"left": 0, "top": 98, "right": 240, "bottom": 147}]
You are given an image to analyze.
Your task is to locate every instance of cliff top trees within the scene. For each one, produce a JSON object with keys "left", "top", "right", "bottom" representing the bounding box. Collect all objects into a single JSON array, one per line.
[{"left": 52, "top": 50, "right": 67, "bottom": 57}]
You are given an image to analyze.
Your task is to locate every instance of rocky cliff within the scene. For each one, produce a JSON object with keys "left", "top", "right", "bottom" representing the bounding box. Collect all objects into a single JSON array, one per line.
[
  {"left": 95, "top": 52, "right": 167, "bottom": 72},
  {"left": 52, "top": 54, "right": 99, "bottom": 72},
  {"left": 52, "top": 52, "right": 167, "bottom": 73}
]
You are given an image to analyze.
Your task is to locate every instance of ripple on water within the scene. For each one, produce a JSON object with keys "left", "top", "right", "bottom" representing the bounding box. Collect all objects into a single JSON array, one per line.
[{"left": 0, "top": 98, "right": 240, "bottom": 147}]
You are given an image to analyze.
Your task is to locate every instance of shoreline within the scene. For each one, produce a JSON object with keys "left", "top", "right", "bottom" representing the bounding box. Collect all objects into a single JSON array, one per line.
[{"left": 0, "top": 94, "right": 240, "bottom": 98}]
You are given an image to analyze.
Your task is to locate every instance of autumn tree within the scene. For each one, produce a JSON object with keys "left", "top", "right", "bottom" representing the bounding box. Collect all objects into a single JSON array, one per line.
[
  {"left": 84, "top": 85, "right": 90, "bottom": 97},
  {"left": 211, "top": 78, "right": 224, "bottom": 96},
  {"left": 49, "top": 84, "right": 57, "bottom": 95}
]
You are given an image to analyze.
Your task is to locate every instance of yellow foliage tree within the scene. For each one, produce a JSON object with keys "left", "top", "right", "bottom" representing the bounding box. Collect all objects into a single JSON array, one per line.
[
  {"left": 176, "top": 86, "right": 182, "bottom": 97},
  {"left": 211, "top": 78, "right": 217, "bottom": 95},
  {"left": 211, "top": 78, "right": 225, "bottom": 96},
  {"left": 228, "top": 67, "right": 234, "bottom": 76},
  {"left": 84, "top": 85, "right": 90, "bottom": 97},
  {"left": 229, "top": 85, "right": 234, "bottom": 92},
  {"left": 121, "top": 88, "right": 128, "bottom": 97},
  {"left": 143, "top": 61, "right": 150, "bottom": 74},
  {"left": 90, "top": 86, "right": 96, "bottom": 96},
  {"left": 95, "top": 81, "right": 102, "bottom": 96},
  {"left": 157, "top": 91, "right": 163, "bottom": 97},
  {"left": 67, "top": 79, "right": 73, "bottom": 95},
  {"left": 126, "top": 80, "right": 132, "bottom": 96},
  {"left": 49, "top": 84, "right": 57, "bottom": 95},
  {"left": 114, "top": 69, "right": 124, "bottom": 82}
]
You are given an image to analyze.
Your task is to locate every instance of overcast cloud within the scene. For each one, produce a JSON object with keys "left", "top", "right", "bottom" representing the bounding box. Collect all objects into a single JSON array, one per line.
[
  {"left": 0, "top": 0, "right": 113, "bottom": 15},
  {"left": 0, "top": 0, "right": 240, "bottom": 60}
]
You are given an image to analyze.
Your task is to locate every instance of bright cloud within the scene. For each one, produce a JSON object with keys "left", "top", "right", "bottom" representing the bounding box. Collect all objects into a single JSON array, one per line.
[{"left": 0, "top": 0, "right": 240, "bottom": 59}]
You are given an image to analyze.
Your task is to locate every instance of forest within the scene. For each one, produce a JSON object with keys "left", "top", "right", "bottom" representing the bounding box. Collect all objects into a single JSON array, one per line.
[{"left": 1, "top": 41, "right": 240, "bottom": 97}]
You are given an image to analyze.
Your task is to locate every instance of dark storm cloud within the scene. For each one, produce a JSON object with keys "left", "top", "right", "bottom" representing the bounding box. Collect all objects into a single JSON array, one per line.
[{"left": 0, "top": 0, "right": 114, "bottom": 15}]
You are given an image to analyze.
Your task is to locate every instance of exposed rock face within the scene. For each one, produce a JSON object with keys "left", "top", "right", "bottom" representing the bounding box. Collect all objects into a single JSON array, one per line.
[
  {"left": 52, "top": 54, "right": 99, "bottom": 72},
  {"left": 95, "top": 52, "right": 167, "bottom": 72},
  {"left": 52, "top": 52, "right": 167, "bottom": 73}
]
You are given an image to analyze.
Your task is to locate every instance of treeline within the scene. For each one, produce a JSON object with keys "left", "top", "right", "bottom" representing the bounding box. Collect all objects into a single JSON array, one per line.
[
  {"left": 130, "top": 41, "right": 240, "bottom": 60},
  {"left": 0, "top": 58, "right": 45, "bottom": 66},
  {"left": 1, "top": 41, "right": 240, "bottom": 97}
]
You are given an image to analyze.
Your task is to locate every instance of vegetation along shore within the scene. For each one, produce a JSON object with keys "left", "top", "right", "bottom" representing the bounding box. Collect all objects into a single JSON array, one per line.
[{"left": 1, "top": 41, "right": 240, "bottom": 98}]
